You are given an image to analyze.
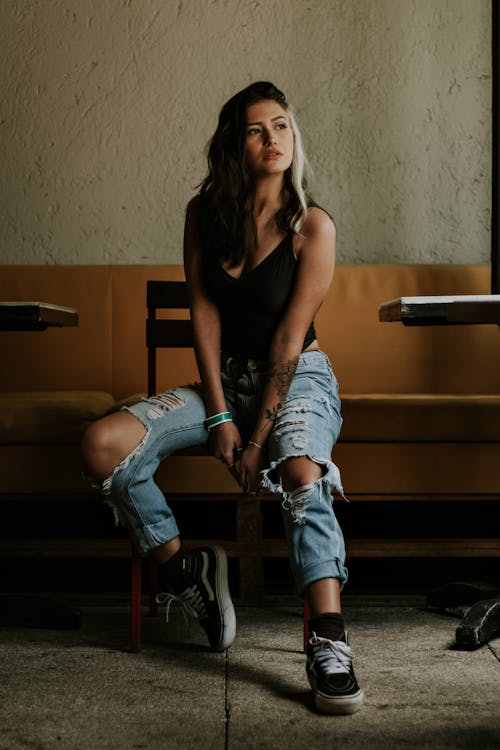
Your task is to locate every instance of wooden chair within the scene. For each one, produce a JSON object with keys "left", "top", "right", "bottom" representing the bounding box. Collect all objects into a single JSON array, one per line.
[{"left": 130, "top": 280, "right": 268, "bottom": 650}]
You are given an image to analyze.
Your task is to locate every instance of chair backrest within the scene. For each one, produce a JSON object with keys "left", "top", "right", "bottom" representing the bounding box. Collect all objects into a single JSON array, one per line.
[{"left": 146, "top": 280, "right": 193, "bottom": 396}]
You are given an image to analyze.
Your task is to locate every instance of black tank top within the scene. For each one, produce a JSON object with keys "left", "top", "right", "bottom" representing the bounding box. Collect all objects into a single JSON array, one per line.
[{"left": 203, "top": 233, "right": 317, "bottom": 360}]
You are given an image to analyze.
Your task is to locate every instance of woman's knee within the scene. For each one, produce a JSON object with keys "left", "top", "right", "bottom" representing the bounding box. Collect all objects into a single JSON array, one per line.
[
  {"left": 279, "top": 456, "right": 323, "bottom": 493},
  {"left": 81, "top": 411, "right": 147, "bottom": 481}
]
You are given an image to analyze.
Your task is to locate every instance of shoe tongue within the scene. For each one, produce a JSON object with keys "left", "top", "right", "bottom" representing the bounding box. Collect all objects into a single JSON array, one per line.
[
  {"left": 182, "top": 552, "right": 198, "bottom": 579},
  {"left": 159, "top": 550, "right": 193, "bottom": 594}
]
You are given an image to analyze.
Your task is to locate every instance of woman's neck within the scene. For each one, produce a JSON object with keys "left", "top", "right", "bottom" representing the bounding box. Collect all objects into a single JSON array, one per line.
[{"left": 253, "top": 174, "right": 285, "bottom": 222}]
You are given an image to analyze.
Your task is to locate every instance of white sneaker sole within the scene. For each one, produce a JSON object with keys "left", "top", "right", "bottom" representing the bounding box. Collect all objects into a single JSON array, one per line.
[
  {"left": 211, "top": 545, "right": 236, "bottom": 651},
  {"left": 314, "top": 687, "right": 365, "bottom": 715}
]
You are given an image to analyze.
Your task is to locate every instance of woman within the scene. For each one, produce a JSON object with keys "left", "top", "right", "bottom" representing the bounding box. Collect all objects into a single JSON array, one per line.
[{"left": 82, "top": 81, "right": 364, "bottom": 715}]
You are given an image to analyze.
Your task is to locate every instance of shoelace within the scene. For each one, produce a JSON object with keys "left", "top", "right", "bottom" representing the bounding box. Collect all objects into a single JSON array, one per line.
[
  {"left": 309, "top": 634, "right": 353, "bottom": 675},
  {"left": 156, "top": 585, "right": 207, "bottom": 625}
]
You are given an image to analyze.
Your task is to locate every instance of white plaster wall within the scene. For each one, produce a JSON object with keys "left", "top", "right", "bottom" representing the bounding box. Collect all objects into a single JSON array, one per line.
[{"left": 0, "top": 0, "right": 491, "bottom": 265}]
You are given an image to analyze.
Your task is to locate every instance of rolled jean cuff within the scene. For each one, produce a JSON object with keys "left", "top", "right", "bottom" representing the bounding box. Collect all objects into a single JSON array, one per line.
[
  {"left": 299, "top": 558, "right": 349, "bottom": 595},
  {"left": 132, "top": 518, "right": 180, "bottom": 554}
]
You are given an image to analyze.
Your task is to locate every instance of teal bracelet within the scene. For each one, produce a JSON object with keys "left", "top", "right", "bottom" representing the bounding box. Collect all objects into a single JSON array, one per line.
[{"left": 205, "top": 411, "right": 232, "bottom": 431}]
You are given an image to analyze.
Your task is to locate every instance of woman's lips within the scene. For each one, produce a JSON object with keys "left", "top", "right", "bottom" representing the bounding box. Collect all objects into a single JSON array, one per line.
[{"left": 263, "top": 151, "right": 283, "bottom": 160}]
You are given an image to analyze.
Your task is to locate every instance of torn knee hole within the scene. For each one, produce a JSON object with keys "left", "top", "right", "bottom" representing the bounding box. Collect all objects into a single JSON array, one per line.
[
  {"left": 280, "top": 456, "right": 325, "bottom": 489},
  {"left": 282, "top": 482, "right": 315, "bottom": 526}
]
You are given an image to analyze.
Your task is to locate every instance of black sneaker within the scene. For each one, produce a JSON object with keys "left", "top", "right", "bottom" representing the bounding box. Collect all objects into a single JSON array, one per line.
[
  {"left": 306, "top": 632, "right": 364, "bottom": 714},
  {"left": 156, "top": 545, "right": 236, "bottom": 652}
]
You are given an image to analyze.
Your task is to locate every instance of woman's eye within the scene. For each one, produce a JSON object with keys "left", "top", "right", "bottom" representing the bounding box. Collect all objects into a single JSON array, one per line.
[
  {"left": 247, "top": 128, "right": 260, "bottom": 136},
  {"left": 276, "top": 123, "right": 287, "bottom": 130}
]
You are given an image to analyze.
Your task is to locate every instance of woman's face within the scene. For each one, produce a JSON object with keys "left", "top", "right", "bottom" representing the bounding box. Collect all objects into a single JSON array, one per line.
[{"left": 244, "top": 99, "right": 294, "bottom": 177}]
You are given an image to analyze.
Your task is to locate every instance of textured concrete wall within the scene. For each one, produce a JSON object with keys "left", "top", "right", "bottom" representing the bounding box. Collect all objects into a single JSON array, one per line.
[{"left": 0, "top": 0, "right": 491, "bottom": 265}]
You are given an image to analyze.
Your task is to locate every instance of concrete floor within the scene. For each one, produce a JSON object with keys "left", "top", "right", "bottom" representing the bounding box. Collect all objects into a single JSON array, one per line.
[{"left": 1, "top": 595, "right": 499, "bottom": 750}]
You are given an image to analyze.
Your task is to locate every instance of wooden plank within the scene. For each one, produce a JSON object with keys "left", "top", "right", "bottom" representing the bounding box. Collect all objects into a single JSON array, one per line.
[
  {"left": 0, "top": 538, "right": 236, "bottom": 558},
  {"left": 2, "top": 491, "right": 500, "bottom": 504},
  {"left": 379, "top": 295, "right": 500, "bottom": 326},
  {"left": 2, "top": 537, "right": 500, "bottom": 559},
  {"left": 0, "top": 302, "right": 79, "bottom": 330},
  {"left": 342, "top": 493, "right": 500, "bottom": 503},
  {"left": 0, "top": 539, "right": 135, "bottom": 557},
  {"left": 146, "top": 319, "right": 193, "bottom": 348},
  {"left": 147, "top": 280, "right": 189, "bottom": 309},
  {"left": 346, "top": 538, "right": 500, "bottom": 557}
]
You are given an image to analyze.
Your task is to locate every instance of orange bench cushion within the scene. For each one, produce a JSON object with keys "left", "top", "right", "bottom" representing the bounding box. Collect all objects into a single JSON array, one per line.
[{"left": 0, "top": 391, "right": 115, "bottom": 444}]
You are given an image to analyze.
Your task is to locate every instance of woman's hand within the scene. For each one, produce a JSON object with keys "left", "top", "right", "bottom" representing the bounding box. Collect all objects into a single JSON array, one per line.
[
  {"left": 209, "top": 422, "right": 244, "bottom": 483},
  {"left": 238, "top": 442, "right": 266, "bottom": 494}
]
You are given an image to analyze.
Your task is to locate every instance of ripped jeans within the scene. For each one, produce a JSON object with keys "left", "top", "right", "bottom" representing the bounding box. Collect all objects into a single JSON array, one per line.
[{"left": 101, "top": 349, "right": 348, "bottom": 594}]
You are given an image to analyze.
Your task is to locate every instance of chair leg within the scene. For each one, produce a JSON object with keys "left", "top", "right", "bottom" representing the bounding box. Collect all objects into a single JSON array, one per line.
[
  {"left": 131, "top": 547, "right": 142, "bottom": 652},
  {"left": 303, "top": 600, "right": 311, "bottom": 653},
  {"left": 148, "top": 557, "right": 159, "bottom": 617}
]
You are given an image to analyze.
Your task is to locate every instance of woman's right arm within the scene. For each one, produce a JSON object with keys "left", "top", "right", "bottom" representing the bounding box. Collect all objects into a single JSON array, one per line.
[{"left": 183, "top": 198, "right": 243, "bottom": 468}]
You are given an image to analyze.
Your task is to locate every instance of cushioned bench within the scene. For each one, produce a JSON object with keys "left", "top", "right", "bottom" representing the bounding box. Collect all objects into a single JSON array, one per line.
[
  {"left": 1, "top": 263, "right": 500, "bottom": 598},
  {"left": 0, "top": 392, "right": 115, "bottom": 443}
]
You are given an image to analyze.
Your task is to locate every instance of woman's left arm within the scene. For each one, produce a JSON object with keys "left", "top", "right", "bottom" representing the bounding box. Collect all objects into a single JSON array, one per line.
[{"left": 239, "top": 208, "right": 336, "bottom": 491}]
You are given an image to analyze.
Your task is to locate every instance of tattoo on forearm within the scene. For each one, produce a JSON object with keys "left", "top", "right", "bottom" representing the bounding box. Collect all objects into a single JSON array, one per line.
[
  {"left": 269, "top": 357, "right": 299, "bottom": 401},
  {"left": 266, "top": 404, "right": 282, "bottom": 421},
  {"left": 265, "top": 357, "right": 299, "bottom": 422}
]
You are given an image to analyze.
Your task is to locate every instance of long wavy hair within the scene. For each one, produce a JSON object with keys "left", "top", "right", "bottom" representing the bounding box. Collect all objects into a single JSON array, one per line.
[{"left": 198, "top": 81, "right": 313, "bottom": 267}]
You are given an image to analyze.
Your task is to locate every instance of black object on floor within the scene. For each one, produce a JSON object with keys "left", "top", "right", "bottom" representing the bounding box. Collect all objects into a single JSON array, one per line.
[
  {"left": 427, "top": 581, "right": 500, "bottom": 650},
  {"left": 456, "top": 598, "right": 500, "bottom": 650},
  {"left": 0, "top": 595, "right": 83, "bottom": 629}
]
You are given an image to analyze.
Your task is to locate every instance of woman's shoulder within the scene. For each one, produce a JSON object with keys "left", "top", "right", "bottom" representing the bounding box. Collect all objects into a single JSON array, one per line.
[
  {"left": 185, "top": 196, "right": 205, "bottom": 241},
  {"left": 293, "top": 207, "right": 336, "bottom": 259},
  {"left": 302, "top": 205, "right": 336, "bottom": 235},
  {"left": 186, "top": 194, "right": 202, "bottom": 217}
]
